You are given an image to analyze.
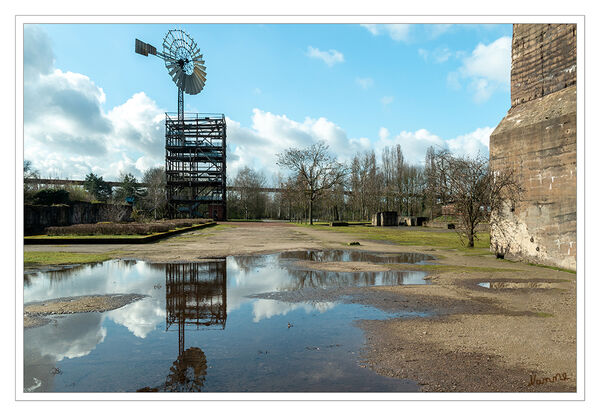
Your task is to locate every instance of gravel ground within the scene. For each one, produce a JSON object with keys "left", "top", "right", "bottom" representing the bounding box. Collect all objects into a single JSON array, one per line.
[{"left": 24, "top": 222, "right": 577, "bottom": 392}]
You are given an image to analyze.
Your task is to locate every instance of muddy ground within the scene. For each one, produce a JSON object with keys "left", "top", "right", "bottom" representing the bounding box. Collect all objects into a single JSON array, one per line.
[
  {"left": 24, "top": 221, "right": 577, "bottom": 392},
  {"left": 24, "top": 294, "right": 147, "bottom": 328}
]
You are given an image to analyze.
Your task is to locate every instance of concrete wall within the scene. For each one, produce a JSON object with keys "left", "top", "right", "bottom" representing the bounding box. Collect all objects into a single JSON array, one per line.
[
  {"left": 489, "top": 24, "right": 576, "bottom": 271},
  {"left": 24, "top": 202, "right": 132, "bottom": 235}
]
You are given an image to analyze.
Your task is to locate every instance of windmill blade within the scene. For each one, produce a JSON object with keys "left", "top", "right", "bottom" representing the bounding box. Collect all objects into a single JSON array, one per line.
[
  {"left": 189, "top": 76, "right": 202, "bottom": 95},
  {"left": 193, "top": 67, "right": 207, "bottom": 83},
  {"left": 160, "top": 28, "right": 206, "bottom": 95}
]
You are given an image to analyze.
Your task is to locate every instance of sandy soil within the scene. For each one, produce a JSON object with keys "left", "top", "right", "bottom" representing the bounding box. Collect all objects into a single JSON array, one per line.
[
  {"left": 24, "top": 222, "right": 577, "bottom": 392},
  {"left": 24, "top": 294, "right": 147, "bottom": 328}
]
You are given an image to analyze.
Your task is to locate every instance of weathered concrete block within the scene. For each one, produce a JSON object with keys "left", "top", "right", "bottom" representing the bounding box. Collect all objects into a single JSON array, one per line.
[{"left": 490, "top": 24, "right": 576, "bottom": 271}]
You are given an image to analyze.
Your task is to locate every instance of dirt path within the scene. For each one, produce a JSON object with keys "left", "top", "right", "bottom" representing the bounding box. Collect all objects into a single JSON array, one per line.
[{"left": 24, "top": 222, "right": 577, "bottom": 392}]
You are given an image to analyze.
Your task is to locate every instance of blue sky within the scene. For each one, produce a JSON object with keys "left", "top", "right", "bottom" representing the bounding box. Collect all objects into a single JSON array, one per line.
[{"left": 24, "top": 23, "right": 513, "bottom": 182}]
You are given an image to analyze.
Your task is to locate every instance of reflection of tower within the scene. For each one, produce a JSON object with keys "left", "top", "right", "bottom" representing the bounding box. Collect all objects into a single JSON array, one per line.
[
  {"left": 166, "top": 261, "right": 227, "bottom": 356},
  {"left": 165, "top": 260, "right": 227, "bottom": 392}
]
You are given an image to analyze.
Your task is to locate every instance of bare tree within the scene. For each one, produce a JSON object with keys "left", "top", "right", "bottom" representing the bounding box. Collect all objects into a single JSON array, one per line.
[
  {"left": 141, "top": 167, "right": 167, "bottom": 219},
  {"left": 277, "top": 141, "right": 348, "bottom": 225},
  {"left": 232, "top": 166, "right": 267, "bottom": 219},
  {"left": 432, "top": 152, "right": 521, "bottom": 248}
]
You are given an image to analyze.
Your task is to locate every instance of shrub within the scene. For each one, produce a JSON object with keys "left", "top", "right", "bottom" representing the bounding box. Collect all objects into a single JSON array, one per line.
[
  {"left": 33, "top": 189, "right": 70, "bottom": 205},
  {"left": 44, "top": 219, "right": 211, "bottom": 236}
]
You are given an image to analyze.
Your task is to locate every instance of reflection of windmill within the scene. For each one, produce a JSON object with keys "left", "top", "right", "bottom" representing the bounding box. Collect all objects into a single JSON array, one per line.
[
  {"left": 165, "top": 261, "right": 227, "bottom": 356},
  {"left": 135, "top": 29, "right": 226, "bottom": 220},
  {"left": 138, "top": 260, "right": 227, "bottom": 393}
]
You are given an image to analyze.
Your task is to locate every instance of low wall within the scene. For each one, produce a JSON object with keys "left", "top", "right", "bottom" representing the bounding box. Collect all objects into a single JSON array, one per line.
[{"left": 24, "top": 202, "right": 132, "bottom": 235}]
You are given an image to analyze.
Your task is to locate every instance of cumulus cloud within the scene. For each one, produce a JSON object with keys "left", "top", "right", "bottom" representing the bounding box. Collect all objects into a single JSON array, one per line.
[
  {"left": 23, "top": 25, "right": 165, "bottom": 180},
  {"left": 360, "top": 24, "right": 411, "bottom": 42},
  {"left": 226, "top": 109, "right": 371, "bottom": 180},
  {"left": 374, "top": 126, "right": 493, "bottom": 164},
  {"left": 355, "top": 77, "right": 374, "bottom": 89},
  {"left": 306, "top": 46, "right": 344, "bottom": 66},
  {"left": 447, "top": 36, "right": 511, "bottom": 102},
  {"left": 446, "top": 126, "right": 493, "bottom": 158}
]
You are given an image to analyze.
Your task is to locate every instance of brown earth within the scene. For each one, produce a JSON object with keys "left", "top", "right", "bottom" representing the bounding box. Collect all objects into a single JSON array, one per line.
[{"left": 24, "top": 221, "right": 577, "bottom": 392}]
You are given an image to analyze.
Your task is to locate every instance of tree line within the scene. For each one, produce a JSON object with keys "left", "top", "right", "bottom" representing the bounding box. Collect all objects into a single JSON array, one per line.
[{"left": 25, "top": 141, "right": 520, "bottom": 248}]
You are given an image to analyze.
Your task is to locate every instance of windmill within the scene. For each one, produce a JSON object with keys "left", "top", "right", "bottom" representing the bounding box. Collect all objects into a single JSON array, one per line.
[
  {"left": 135, "top": 29, "right": 227, "bottom": 220},
  {"left": 135, "top": 28, "right": 206, "bottom": 120}
]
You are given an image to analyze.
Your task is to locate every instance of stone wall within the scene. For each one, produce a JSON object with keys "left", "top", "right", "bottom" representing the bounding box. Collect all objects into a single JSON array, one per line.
[
  {"left": 24, "top": 202, "right": 132, "bottom": 235},
  {"left": 489, "top": 24, "right": 576, "bottom": 271}
]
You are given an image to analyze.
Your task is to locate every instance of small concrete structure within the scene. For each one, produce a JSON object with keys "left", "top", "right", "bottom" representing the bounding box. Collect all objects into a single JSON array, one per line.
[
  {"left": 400, "top": 216, "right": 429, "bottom": 227},
  {"left": 371, "top": 211, "right": 398, "bottom": 226}
]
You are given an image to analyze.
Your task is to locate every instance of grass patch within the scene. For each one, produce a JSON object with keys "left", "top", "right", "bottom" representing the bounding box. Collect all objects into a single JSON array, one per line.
[
  {"left": 500, "top": 258, "right": 576, "bottom": 275},
  {"left": 296, "top": 224, "right": 490, "bottom": 251},
  {"left": 526, "top": 263, "right": 576, "bottom": 274},
  {"left": 227, "top": 219, "right": 264, "bottom": 222},
  {"left": 535, "top": 312, "right": 554, "bottom": 318},
  {"left": 24, "top": 251, "right": 117, "bottom": 266}
]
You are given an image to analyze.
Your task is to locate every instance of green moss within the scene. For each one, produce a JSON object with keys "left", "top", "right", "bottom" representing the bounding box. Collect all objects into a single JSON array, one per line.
[{"left": 24, "top": 251, "right": 117, "bottom": 266}]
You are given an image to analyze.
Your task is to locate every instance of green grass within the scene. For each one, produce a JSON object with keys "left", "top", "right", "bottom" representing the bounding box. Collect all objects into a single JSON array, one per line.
[
  {"left": 25, "top": 224, "right": 213, "bottom": 240},
  {"left": 24, "top": 251, "right": 117, "bottom": 266},
  {"left": 535, "top": 312, "right": 554, "bottom": 318},
  {"left": 526, "top": 263, "right": 576, "bottom": 274},
  {"left": 25, "top": 233, "right": 158, "bottom": 239},
  {"left": 227, "top": 219, "right": 264, "bottom": 222},
  {"left": 297, "top": 224, "right": 490, "bottom": 251},
  {"left": 500, "top": 258, "right": 576, "bottom": 275}
]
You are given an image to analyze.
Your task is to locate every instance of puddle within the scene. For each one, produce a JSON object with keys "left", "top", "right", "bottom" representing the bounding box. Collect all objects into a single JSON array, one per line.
[
  {"left": 279, "top": 249, "right": 435, "bottom": 265},
  {"left": 23, "top": 251, "right": 428, "bottom": 393}
]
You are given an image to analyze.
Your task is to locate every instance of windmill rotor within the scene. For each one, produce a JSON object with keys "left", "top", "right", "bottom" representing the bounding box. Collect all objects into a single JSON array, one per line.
[{"left": 135, "top": 29, "right": 206, "bottom": 96}]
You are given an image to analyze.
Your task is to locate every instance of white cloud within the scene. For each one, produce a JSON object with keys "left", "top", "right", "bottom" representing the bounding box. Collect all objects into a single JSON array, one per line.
[
  {"left": 360, "top": 24, "right": 411, "bottom": 42},
  {"left": 24, "top": 25, "right": 166, "bottom": 181},
  {"left": 355, "top": 77, "right": 374, "bottom": 89},
  {"left": 428, "top": 24, "right": 453, "bottom": 38},
  {"left": 306, "top": 46, "right": 344, "bottom": 66},
  {"left": 446, "top": 126, "right": 493, "bottom": 158},
  {"left": 447, "top": 36, "right": 511, "bottom": 102},
  {"left": 376, "top": 128, "right": 445, "bottom": 164},
  {"left": 375, "top": 126, "right": 493, "bottom": 164},
  {"left": 381, "top": 96, "right": 394, "bottom": 106},
  {"left": 419, "top": 46, "right": 454, "bottom": 63},
  {"left": 226, "top": 109, "right": 372, "bottom": 180},
  {"left": 378, "top": 127, "right": 390, "bottom": 140}
]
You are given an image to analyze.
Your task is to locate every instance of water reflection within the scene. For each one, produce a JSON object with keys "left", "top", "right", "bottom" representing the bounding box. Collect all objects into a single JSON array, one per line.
[
  {"left": 280, "top": 249, "right": 435, "bottom": 264},
  {"left": 139, "top": 261, "right": 227, "bottom": 392},
  {"left": 24, "top": 250, "right": 432, "bottom": 392}
]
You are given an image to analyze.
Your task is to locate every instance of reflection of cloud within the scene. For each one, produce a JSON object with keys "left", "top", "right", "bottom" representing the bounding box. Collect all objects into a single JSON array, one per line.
[
  {"left": 105, "top": 297, "right": 165, "bottom": 338},
  {"left": 24, "top": 313, "right": 107, "bottom": 392},
  {"left": 251, "top": 300, "right": 336, "bottom": 322}
]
